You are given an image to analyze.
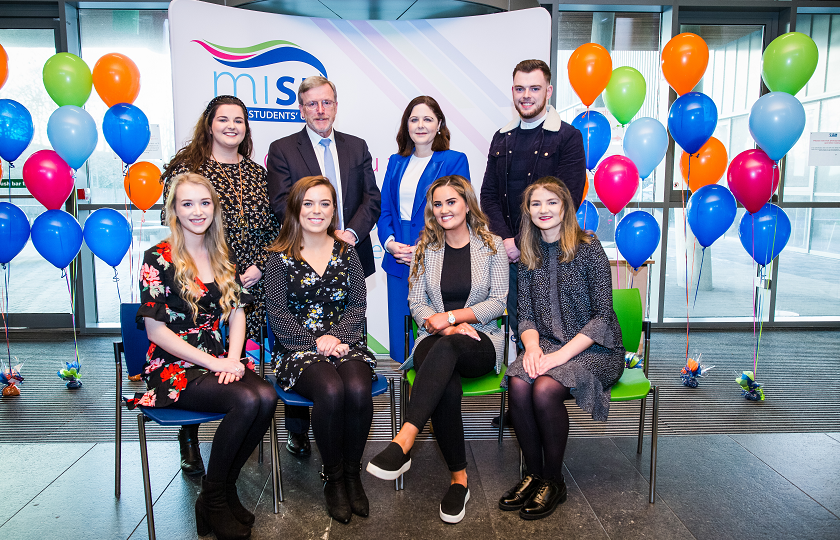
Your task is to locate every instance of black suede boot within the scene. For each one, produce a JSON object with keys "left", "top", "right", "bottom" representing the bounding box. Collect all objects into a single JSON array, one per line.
[
  {"left": 321, "top": 463, "right": 352, "bottom": 524},
  {"left": 343, "top": 461, "right": 369, "bottom": 517},
  {"left": 225, "top": 477, "right": 255, "bottom": 527},
  {"left": 194, "top": 476, "right": 251, "bottom": 539},
  {"left": 178, "top": 424, "right": 205, "bottom": 476}
]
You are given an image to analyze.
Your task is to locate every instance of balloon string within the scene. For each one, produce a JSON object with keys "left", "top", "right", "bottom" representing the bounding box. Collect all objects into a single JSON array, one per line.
[
  {"left": 63, "top": 269, "right": 81, "bottom": 367},
  {"left": 6, "top": 161, "right": 12, "bottom": 202},
  {"left": 683, "top": 155, "right": 691, "bottom": 363},
  {"left": 751, "top": 218, "right": 757, "bottom": 374},
  {"left": 113, "top": 267, "right": 122, "bottom": 304},
  {"left": 135, "top": 212, "right": 146, "bottom": 301},
  {"left": 586, "top": 107, "right": 591, "bottom": 172},
  {"left": 693, "top": 247, "right": 705, "bottom": 308},
  {"left": 755, "top": 265, "right": 768, "bottom": 376},
  {"left": 1, "top": 264, "right": 12, "bottom": 373}
]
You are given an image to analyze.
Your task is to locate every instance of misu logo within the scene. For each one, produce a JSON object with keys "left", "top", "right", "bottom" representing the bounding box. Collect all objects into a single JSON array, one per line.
[{"left": 193, "top": 39, "right": 328, "bottom": 123}]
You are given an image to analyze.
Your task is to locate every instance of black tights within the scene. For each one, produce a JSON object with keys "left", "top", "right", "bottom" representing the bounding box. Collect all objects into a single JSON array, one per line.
[
  {"left": 292, "top": 360, "right": 373, "bottom": 468},
  {"left": 509, "top": 376, "right": 573, "bottom": 482},
  {"left": 172, "top": 369, "right": 277, "bottom": 483}
]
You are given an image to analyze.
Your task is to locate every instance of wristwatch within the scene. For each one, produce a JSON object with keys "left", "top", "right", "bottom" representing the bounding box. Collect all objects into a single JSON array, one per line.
[{"left": 447, "top": 311, "right": 456, "bottom": 325}]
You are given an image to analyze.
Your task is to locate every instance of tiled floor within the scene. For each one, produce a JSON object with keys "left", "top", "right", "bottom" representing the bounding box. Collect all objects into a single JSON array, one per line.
[{"left": 1, "top": 433, "right": 838, "bottom": 539}]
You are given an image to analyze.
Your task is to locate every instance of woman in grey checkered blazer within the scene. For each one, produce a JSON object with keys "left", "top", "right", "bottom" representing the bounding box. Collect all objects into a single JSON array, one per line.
[{"left": 366, "top": 175, "right": 508, "bottom": 524}]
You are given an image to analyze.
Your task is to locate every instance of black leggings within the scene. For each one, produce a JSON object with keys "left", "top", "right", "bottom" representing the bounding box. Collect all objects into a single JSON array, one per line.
[
  {"left": 406, "top": 333, "right": 496, "bottom": 472},
  {"left": 172, "top": 369, "right": 277, "bottom": 483},
  {"left": 292, "top": 360, "right": 373, "bottom": 468},
  {"left": 509, "top": 376, "right": 573, "bottom": 482}
]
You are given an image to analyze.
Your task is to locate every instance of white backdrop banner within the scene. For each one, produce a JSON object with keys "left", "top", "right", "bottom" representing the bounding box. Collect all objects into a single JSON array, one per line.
[{"left": 168, "top": 0, "right": 551, "bottom": 355}]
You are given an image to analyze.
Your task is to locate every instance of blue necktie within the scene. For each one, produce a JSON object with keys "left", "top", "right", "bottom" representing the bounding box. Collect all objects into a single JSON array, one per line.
[{"left": 319, "top": 138, "right": 343, "bottom": 229}]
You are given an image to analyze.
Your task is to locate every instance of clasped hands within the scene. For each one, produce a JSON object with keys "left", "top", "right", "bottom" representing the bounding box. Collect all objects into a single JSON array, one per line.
[
  {"left": 522, "top": 346, "right": 568, "bottom": 379},
  {"left": 386, "top": 240, "right": 415, "bottom": 265},
  {"left": 422, "top": 312, "right": 480, "bottom": 341},
  {"left": 213, "top": 356, "right": 248, "bottom": 385},
  {"left": 316, "top": 334, "right": 350, "bottom": 358}
]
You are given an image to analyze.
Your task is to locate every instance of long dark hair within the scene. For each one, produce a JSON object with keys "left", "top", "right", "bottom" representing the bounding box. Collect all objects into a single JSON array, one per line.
[
  {"left": 267, "top": 176, "right": 346, "bottom": 259},
  {"left": 162, "top": 95, "right": 254, "bottom": 178},
  {"left": 396, "top": 96, "right": 450, "bottom": 157}
]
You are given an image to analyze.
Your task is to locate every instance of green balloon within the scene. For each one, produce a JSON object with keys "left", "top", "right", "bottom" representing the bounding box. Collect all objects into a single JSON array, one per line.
[
  {"left": 762, "top": 32, "right": 818, "bottom": 96},
  {"left": 603, "top": 66, "right": 646, "bottom": 125},
  {"left": 43, "top": 53, "right": 92, "bottom": 107}
]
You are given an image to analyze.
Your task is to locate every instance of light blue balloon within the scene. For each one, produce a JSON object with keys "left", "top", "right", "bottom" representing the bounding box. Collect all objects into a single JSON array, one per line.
[
  {"left": 615, "top": 210, "right": 660, "bottom": 270},
  {"left": 623, "top": 117, "right": 668, "bottom": 180},
  {"left": 0, "top": 99, "right": 35, "bottom": 163},
  {"left": 748, "top": 92, "right": 806, "bottom": 162},
  {"left": 47, "top": 105, "right": 98, "bottom": 170},
  {"left": 576, "top": 200, "right": 600, "bottom": 232}
]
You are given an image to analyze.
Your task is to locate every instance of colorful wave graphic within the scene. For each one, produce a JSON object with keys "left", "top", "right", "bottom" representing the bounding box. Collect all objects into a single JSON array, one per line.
[{"left": 193, "top": 39, "right": 327, "bottom": 76}]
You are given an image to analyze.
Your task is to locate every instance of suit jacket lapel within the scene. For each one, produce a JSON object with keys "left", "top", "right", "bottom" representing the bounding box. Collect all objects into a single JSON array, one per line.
[
  {"left": 428, "top": 245, "right": 445, "bottom": 313},
  {"left": 411, "top": 152, "right": 444, "bottom": 221},
  {"left": 334, "top": 131, "right": 350, "bottom": 201},
  {"left": 391, "top": 154, "right": 411, "bottom": 215},
  {"left": 296, "top": 128, "right": 320, "bottom": 177},
  {"left": 465, "top": 233, "right": 485, "bottom": 307}
]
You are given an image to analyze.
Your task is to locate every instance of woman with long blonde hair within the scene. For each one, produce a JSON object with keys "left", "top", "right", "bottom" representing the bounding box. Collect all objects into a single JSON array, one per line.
[
  {"left": 131, "top": 173, "right": 277, "bottom": 540},
  {"left": 498, "top": 177, "right": 623, "bottom": 520},
  {"left": 367, "top": 175, "right": 508, "bottom": 524},
  {"left": 264, "top": 176, "right": 376, "bottom": 524}
]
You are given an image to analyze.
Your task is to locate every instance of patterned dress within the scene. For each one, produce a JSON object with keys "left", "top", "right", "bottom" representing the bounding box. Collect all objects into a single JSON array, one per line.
[
  {"left": 264, "top": 241, "right": 376, "bottom": 391},
  {"left": 128, "top": 241, "right": 254, "bottom": 409},
  {"left": 161, "top": 158, "right": 280, "bottom": 340},
  {"left": 506, "top": 237, "right": 625, "bottom": 421}
]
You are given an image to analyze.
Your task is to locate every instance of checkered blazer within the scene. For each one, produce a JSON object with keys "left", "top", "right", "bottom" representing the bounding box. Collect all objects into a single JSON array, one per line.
[{"left": 402, "top": 230, "right": 509, "bottom": 373}]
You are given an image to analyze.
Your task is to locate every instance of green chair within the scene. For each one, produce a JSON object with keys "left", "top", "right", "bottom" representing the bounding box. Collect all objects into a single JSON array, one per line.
[
  {"left": 516, "top": 288, "right": 658, "bottom": 504},
  {"left": 399, "top": 314, "right": 509, "bottom": 490}
]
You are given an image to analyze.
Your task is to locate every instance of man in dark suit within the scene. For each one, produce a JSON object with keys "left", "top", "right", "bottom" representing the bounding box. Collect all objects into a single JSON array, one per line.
[{"left": 266, "top": 76, "right": 381, "bottom": 457}]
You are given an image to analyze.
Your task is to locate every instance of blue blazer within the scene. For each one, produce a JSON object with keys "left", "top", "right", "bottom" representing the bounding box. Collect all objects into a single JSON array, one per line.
[{"left": 377, "top": 149, "right": 470, "bottom": 279}]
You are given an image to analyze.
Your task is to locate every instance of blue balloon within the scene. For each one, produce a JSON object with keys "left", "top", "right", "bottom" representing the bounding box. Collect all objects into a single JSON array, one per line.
[
  {"left": 83, "top": 208, "right": 132, "bottom": 267},
  {"left": 738, "top": 203, "right": 791, "bottom": 266},
  {"left": 576, "top": 200, "right": 600, "bottom": 232},
  {"left": 102, "top": 104, "right": 150, "bottom": 165},
  {"left": 0, "top": 202, "right": 31, "bottom": 264},
  {"left": 47, "top": 105, "right": 98, "bottom": 170},
  {"left": 0, "top": 99, "right": 35, "bottom": 163},
  {"left": 572, "top": 110, "right": 611, "bottom": 170},
  {"left": 31, "top": 210, "right": 83, "bottom": 269},
  {"left": 686, "top": 184, "right": 737, "bottom": 248},
  {"left": 748, "top": 92, "right": 806, "bottom": 162},
  {"left": 623, "top": 117, "right": 668, "bottom": 180},
  {"left": 615, "top": 210, "right": 661, "bottom": 270},
  {"left": 667, "top": 92, "right": 718, "bottom": 155}
]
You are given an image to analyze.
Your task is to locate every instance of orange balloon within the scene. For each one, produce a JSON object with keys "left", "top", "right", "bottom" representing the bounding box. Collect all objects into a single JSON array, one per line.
[
  {"left": 581, "top": 173, "right": 589, "bottom": 205},
  {"left": 0, "top": 44, "right": 8, "bottom": 91},
  {"left": 124, "top": 161, "right": 162, "bottom": 211},
  {"left": 680, "top": 137, "right": 728, "bottom": 193},
  {"left": 567, "top": 43, "right": 612, "bottom": 107},
  {"left": 93, "top": 53, "right": 140, "bottom": 107},
  {"left": 661, "top": 33, "right": 709, "bottom": 96}
]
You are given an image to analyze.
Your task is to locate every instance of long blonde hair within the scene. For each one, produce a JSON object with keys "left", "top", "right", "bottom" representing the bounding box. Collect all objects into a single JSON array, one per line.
[
  {"left": 165, "top": 173, "right": 240, "bottom": 322},
  {"left": 409, "top": 175, "right": 497, "bottom": 286},
  {"left": 519, "top": 177, "right": 592, "bottom": 270}
]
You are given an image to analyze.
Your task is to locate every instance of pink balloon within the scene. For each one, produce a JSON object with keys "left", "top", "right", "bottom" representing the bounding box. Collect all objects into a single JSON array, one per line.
[
  {"left": 22, "top": 150, "right": 73, "bottom": 210},
  {"left": 594, "top": 155, "right": 640, "bottom": 214},
  {"left": 727, "top": 149, "right": 780, "bottom": 214}
]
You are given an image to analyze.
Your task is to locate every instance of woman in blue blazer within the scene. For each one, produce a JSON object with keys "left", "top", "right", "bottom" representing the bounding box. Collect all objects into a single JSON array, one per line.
[{"left": 378, "top": 96, "right": 470, "bottom": 364}]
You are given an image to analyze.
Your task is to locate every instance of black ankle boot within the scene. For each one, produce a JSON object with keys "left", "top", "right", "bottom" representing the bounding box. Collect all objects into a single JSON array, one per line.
[
  {"left": 321, "top": 463, "right": 352, "bottom": 524},
  {"left": 225, "top": 478, "right": 255, "bottom": 527},
  {"left": 343, "top": 461, "right": 369, "bottom": 517},
  {"left": 178, "top": 424, "right": 205, "bottom": 476},
  {"left": 194, "top": 476, "right": 251, "bottom": 539}
]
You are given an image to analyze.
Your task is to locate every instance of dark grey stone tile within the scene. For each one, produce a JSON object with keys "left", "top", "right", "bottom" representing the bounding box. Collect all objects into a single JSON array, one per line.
[
  {"left": 730, "top": 433, "right": 840, "bottom": 518},
  {"left": 469, "top": 439, "right": 609, "bottom": 539},
  {"left": 0, "top": 443, "right": 94, "bottom": 525},
  {"left": 612, "top": 435, "right": 840, "bottom": 540},
  {"left": 565, "top": 437, "right": 692, "bottom": 540},
  {"left": 0, "top": 441, "right": 184, "bottom": 540}
]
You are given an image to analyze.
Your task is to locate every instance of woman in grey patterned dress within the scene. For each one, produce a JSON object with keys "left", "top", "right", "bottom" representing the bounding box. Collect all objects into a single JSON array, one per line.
[{"left": 499, "top": 177, "right": 624, "bottom": 520}]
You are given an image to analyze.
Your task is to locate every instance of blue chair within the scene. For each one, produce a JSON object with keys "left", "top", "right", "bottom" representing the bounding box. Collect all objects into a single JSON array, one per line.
[
  {"left": 259, "top": 317, "right": 398, "bottom": 512},
  {"left": 114, "top": 303, "right": 227, "bottom": 540}
]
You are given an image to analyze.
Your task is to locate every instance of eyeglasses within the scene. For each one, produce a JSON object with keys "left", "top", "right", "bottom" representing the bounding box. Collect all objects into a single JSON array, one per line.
[{"left": 303, "top": 100, "right": 336, "bottom": 111}]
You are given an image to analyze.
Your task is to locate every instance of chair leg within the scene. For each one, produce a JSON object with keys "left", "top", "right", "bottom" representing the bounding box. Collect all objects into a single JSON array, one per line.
[
  {"left": 649, "top": 386, "right": 659, "bottom": 504},
  {"left": 137, "top": 414, "right": 156, "bottom": 540},
  {"left": 498, "top": 390, "right": 506, "bottom": 444},
  {"left": 269, "top": 413, "right": 283, "bottom": 509},
  {"left": 398, "top": 377, "right": 408, "bottom": 491},
  {"left": 389, "top": 377, "right": 400, "bottom": 492},
  {"left": 258, "top": 356, "right": 265, "bottom": 464},
  {"left": 637, "top": 396, "right": 647, "bottom": 455}
]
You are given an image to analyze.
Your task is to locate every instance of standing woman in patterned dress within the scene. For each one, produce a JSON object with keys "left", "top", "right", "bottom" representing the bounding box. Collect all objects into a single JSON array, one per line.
[
  {"left": 264, "top": 175, "right": 376, "bottom": 524},
  {"left": 498, "top": 177, "right": 624, "bottom": 520},
  {"left": 160, "top": 95, "right": 280, "bottom": 476}
]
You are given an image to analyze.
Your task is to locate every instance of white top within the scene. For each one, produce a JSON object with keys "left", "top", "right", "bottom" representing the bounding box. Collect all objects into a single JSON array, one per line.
[
  {"left": 520, "top": 114, "right": 547, "bottom": 130},
  {"left": 399, "top": 154, "right": 432, "bottom": 221},
  {"left": 305, "top": 126, "right": 352, "bottom": 236}
]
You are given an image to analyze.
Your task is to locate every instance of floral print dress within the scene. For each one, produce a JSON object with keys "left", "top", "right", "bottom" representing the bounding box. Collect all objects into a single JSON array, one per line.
[
  {"left": 127, "top": 241, "right": 254, "bottom": 409},
  {"left": 265, "top": 241, "right": 376, "bottom": 391}
]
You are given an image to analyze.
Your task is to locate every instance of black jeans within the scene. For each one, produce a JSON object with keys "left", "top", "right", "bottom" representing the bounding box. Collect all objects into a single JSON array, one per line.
[
  {"left": 406, "top": 333, "right": 496, "bottom": 472},
  {"left": 292, "top": 360, "right": 373, "bottom": 467},
  {"left": 172, "top": 369, "right": 277, "bottom": 483}
]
